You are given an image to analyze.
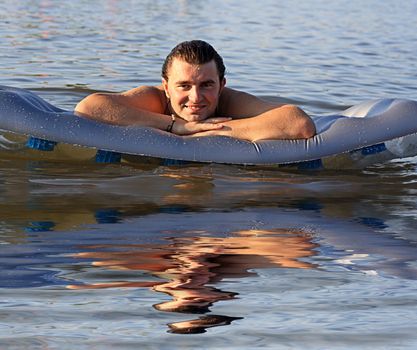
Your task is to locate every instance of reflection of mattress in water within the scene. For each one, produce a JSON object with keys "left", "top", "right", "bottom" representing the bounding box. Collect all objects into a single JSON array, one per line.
[{"left": 1, "top": 85, "right": 417, "bottom": 169}]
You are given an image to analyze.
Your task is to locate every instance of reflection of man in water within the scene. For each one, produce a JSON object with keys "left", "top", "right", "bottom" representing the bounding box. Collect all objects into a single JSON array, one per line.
[
  {"left": 69, "top": 228, "right": 316, "bottom": 333},
  {"left": 75, "top": 40, "right": 315, "bottom": 142}
]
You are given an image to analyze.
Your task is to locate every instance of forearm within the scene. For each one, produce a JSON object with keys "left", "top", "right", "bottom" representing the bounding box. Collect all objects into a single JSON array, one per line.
[
  {"left": 220, "top": 105, "right": 316, "bottom": 141},
  {"left": 74, "top": 93, "right": 173, "bottom": 130}
]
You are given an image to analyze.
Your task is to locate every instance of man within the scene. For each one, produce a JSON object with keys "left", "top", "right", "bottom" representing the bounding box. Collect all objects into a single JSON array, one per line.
[{"left": 75, "top": 40, "right": 315, "bottom": 142}]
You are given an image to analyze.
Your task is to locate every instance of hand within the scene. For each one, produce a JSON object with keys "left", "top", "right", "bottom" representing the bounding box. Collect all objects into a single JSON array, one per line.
[
  {"left": 172, "top": 117, "right": 232, "bottom": 136},
  {"left": 190, "top": 127, "right": 232, "bottom": 138}
]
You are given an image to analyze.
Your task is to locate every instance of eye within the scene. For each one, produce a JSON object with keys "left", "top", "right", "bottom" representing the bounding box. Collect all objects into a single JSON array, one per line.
[
  {"left": 202, "top": 82, "right": 215, "bottom": 88},
  {"left": 177, "top": 84, "right": 191, "bottom": 90}
]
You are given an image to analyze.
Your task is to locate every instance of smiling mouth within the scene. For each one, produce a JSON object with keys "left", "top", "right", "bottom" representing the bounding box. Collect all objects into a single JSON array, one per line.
[{"left": 185, "top": 105, "right": 206, "bottom": 113}]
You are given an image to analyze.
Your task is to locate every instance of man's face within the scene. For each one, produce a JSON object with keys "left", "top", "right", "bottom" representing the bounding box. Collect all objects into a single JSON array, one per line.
[{"left": 162, "top": 58, "right": 225, "bottom": 122}]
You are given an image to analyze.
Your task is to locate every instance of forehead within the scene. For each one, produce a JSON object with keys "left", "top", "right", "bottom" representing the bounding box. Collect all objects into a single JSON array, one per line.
[{"left": 167, "top": 58, "right": 219, "bottom": 82}]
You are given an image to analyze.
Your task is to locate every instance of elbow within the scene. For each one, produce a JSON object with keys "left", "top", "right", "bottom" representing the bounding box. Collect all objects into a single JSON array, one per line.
[
  {"left": 74, "top": 94, "right": 95, "bottom": 117},
  {"left": 297, "top": 117, "right": 316, "bottom": 139},
  {"left": 74, "top": 93, "right": 108, "bottom": 120},
  {"left": 288, "top": 105, "right": 316, "bottom": 139}
]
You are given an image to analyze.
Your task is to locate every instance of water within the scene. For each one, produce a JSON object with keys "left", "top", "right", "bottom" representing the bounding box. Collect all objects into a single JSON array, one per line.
[{"left": 1, "top": 0, "right": 417, "bottom": 348}]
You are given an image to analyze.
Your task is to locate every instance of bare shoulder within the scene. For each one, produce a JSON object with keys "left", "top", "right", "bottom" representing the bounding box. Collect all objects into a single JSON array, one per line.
[
  {"left": 121, "top": 85, "right": 166, "bottom": 113},
  {"left": 219, "top": 87, "right": 284, "bottom": 118},
  {"left": 122, "top": 85, "right": 164, "bottom": 98}
]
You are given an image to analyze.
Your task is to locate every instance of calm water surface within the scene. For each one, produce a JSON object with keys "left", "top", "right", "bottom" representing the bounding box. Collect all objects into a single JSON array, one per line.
[{"left": 1, "top": 0, "right": 417, "bottom": 349}]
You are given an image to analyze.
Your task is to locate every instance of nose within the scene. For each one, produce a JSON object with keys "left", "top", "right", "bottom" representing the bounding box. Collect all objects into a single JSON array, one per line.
[{"left": 189, "top": 86, "right": 201, "bottom": 103}]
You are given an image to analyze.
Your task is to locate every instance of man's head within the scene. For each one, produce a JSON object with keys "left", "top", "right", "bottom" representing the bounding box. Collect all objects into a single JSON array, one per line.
[
  {"left": 162, "top": 40, "right": 225, "bottom": 82},
  {"left": 161, "top": 40, "right": 226, "bottom": 122}
]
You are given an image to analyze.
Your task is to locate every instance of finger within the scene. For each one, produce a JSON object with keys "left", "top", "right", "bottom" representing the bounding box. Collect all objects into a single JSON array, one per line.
[
  {"left": 190, "top": 130, "right": 216, "bottom": 137},
  {"left": 197, "top": 123, "right": 224, "bottom": 131},
  {"left": 203, "top": 117, "right": 232, "bottom": 124},
  {"left": 180, "top": 123, "right": 223, "bottom": 135}
]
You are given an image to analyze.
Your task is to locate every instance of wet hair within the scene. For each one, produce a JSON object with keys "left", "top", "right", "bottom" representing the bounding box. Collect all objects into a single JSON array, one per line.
[
  {"left": 153, "top": 302, "right": 211, "bottom": 314},
  {"left": 161, "top": 40, "right": 226, "bottom": 82}
]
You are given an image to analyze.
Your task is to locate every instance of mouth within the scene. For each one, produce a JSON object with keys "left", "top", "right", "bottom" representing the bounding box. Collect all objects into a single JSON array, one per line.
[{"left": 184, "top": 104, "right": 206, "bottom": 114}]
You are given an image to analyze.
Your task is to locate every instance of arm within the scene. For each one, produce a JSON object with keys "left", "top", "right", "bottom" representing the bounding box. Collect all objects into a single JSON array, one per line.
[
  {"left": 196, "top": 88, "right": 316, "bottom": 141},
  {"left": 74, "top": 86, "right": 228, "bottom": 135}
]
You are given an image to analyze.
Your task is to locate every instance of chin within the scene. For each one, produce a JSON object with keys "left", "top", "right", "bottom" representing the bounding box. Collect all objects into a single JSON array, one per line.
[{"left": 184, "top": 114, "right": 207, "bottom": 122}]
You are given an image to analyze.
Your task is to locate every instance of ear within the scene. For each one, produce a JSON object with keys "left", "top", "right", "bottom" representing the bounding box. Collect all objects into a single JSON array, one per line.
[
  {"left": 219, "top": 78, "right": 226, "bottom": 94},
  {"left": 162, "top": 78, "right": 169, "bottom": 98}
]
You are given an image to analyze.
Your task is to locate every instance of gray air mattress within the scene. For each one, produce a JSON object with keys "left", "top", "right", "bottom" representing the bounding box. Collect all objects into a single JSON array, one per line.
[{"left": 1, "top": 85, "right": 417, "bottom": 169}]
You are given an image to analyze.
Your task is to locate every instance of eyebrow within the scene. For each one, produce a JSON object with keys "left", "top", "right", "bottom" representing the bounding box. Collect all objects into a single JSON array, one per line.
[{"left": 175, "top": 79, "right": 216, "bottom": 85}]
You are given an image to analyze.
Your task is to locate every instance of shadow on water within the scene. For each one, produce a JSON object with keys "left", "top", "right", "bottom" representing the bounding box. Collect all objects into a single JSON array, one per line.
[{"left": 1, "top": 159, "right": 417, "bottom": 333}]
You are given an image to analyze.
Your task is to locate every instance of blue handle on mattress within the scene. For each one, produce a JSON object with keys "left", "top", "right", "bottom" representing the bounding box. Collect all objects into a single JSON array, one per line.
[
  {"left": 95, "top": 150, "right": 122, "bottom": 163},
  {"left": 26, "top": 136, "right": 57, "bottom": 151}
]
